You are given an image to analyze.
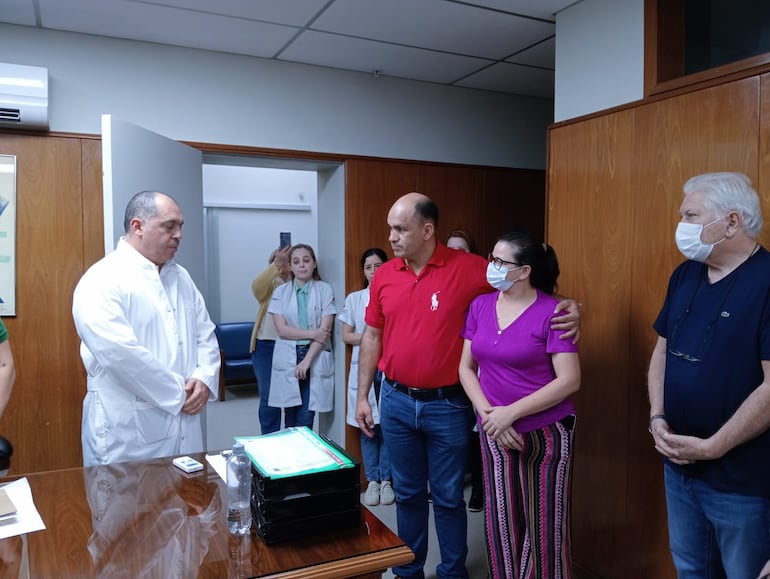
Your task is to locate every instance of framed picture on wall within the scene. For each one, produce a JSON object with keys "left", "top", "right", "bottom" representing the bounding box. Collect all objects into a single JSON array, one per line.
[{"left": 0, "top": 155, "right": 16, "bottom": 316}]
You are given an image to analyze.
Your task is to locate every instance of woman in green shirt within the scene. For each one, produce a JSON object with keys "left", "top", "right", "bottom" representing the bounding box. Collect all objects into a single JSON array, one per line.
[{"left": 0, "top": 319, "right": 15, "bottom": 420}]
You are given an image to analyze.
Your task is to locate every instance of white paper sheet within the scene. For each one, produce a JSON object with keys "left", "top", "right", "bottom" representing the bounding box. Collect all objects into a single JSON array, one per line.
[
  {"left": 205, "top": 453, "right": 227, "bottom": 482},
  {"left": 237, "top": 428, "right": 351, "bottom": 478},
  {"left": 0, "top": 478, "right": 46, "bottom": 539}
]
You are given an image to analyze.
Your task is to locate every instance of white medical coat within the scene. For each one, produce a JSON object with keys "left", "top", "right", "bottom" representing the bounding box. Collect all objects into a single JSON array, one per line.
[
  {"left": 268, "top": 280, "right": 335, "bottom": 412},
  {"left": 72, "top": 239, "right": 220, "bottom": 466},
  {"left": 339, "top": 288, "right": 380, "bottom": 427}
]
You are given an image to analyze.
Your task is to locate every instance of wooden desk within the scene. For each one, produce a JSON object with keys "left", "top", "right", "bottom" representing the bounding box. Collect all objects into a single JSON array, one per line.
[{"left": 0, "top": 454, "right": 412, "bottom": 578}]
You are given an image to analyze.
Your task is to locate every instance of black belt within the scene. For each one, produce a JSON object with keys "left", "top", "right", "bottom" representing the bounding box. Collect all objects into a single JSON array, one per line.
[{"left": 388, "top": 380, "right": 464, "bottom": 401}]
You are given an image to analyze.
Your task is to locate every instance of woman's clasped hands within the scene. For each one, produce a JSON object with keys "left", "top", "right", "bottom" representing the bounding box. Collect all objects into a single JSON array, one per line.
[{"left": 480, "top": 406, "right": 524, "bottom": 450}]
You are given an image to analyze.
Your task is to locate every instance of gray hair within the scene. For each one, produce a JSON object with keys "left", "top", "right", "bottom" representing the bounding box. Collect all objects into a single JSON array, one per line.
[
  {"left": 683, "top": 172, "right": 763, "bottom": 238},
  {"left": 123, "top": 191, "right": 175, "bottom": 233}
]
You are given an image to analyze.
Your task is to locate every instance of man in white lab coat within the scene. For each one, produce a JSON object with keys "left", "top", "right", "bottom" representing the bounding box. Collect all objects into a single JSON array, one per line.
[{"left": 72, "top": 191, "right": 220, "bottom": 466}]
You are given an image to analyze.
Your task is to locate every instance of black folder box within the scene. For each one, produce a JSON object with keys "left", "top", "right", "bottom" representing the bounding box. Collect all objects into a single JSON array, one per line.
[{"left": 246, "top": 430, "right": 361, "bottom": 544}]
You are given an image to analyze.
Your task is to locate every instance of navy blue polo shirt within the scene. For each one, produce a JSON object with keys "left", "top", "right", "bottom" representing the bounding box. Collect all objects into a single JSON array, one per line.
[{"left": 654, "top": 247, "right": 770, "bottom": 496}]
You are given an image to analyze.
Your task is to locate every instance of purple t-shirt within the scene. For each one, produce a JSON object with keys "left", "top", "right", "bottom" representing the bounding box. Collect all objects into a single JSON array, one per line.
[{"left": 461, "top": 289, "right": 578, "bottom": 433}]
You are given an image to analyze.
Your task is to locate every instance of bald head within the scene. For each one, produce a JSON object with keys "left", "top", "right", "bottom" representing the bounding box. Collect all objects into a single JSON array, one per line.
[
  {"left": 387, "top": 192, "right": 438, "bottom": 267},
  {"left": 390, "top": 193, "right": 439, "bottom": 229}
]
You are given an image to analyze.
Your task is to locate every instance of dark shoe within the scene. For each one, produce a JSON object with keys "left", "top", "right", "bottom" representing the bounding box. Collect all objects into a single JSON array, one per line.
[{"left": 468, "top": 488, "right": 483, "bottom": 512}]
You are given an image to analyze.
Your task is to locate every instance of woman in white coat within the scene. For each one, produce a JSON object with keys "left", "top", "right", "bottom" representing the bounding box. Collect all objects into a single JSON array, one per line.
[
  {"left": 268, "top": 244, "right": 335, "bottom": 428},
  {"left": 340, "top": 247, "right": 394, "bottom": 506}
]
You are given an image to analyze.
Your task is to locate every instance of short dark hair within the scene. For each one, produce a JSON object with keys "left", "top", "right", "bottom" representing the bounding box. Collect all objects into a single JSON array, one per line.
[
  {"left": 498, "top": 228, "right": 560, "bottom": 295},
  {"left": 123, "top": 191, "right": 161, "bottom": 233},
  {"left": 415, "top": 197, "right": 439, "bottom": 229}
]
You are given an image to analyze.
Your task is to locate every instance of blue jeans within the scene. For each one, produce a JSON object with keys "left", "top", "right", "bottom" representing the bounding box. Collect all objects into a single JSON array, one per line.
[
  {"left": 380, "top": 379, "right": 473, "bottom": 579},
  {"left": 361, "top": 425, "right": 391, "bottom": 482},
  {"left": 664, "top": 463, "right": 770, "bottom": 578},
  {"left": 283, "top": 345, "right": 314, "bottom": 429},
  {"left": 251, "top": 340, "right": 281, "bottom": 434}
]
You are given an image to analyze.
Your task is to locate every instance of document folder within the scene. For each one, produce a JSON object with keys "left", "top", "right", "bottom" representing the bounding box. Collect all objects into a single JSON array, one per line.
[{"left": 239, "top": 427, "right": 361, "bottom": 544}]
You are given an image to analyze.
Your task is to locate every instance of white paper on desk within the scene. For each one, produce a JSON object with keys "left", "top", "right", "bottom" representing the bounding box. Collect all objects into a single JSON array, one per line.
[
  {"left": 205, "top": 453, "right": 227, "bottom": 482},
  {"left": 237, "top": 428, "right": 351, "bottom": 478},
  {"left": 0, "top": 478, "right": 46, "bottom": 539}
]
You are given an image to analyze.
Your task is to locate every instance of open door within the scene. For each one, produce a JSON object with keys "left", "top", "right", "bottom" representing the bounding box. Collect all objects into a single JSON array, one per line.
[{"left": 101, "top": 115, "right": 205, "bottom": 293}]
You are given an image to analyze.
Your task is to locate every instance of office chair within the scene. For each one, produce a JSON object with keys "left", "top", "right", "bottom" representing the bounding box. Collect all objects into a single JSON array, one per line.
[{"left": 0, "top": 435, "right": 13, "bottom": 477}]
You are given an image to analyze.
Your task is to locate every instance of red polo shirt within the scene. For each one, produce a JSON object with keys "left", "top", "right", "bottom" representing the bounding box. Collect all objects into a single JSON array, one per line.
[{"left": 365, "top": 243, "right": 491, "bottom": 388}]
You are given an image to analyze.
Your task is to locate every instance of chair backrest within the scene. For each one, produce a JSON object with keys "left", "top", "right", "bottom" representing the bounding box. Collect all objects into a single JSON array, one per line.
[
  {"left": 214, "top": 322, "right": 253, "bottom": 361},
  {"left": 0, "top": 435, "right": 13, "bottom": 476}
]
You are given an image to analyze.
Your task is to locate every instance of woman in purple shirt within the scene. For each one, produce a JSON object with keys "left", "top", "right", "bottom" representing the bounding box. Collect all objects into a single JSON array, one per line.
[{"left": 459, "top": 228, "right": 580, "bottom": 579}]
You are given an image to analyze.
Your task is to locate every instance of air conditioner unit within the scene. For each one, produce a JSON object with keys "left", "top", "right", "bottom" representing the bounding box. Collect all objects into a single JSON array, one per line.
[{"left": 0, "top": 63, "right": 49, "bottom": 130}]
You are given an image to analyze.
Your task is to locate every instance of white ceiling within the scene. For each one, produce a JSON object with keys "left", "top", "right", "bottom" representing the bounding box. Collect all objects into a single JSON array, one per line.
[{"left": 1, "top": 0, "right": 580, "bottom": 99}]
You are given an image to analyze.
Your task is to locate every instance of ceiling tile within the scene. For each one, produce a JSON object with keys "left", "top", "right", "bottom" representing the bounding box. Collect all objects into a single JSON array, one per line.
[
  {"left": 37, "top": 0, "right": 298, "bottom": 58},
  {"left": 281, "top": 30, "right": 492, "bottom": 84},
  {"left": 133, "top": 0, "right": 328, "bottom": 27},
  {"left": 506, "top": 36, "right": 555, "bottom": 69},
  {"left": 458, "top": 0, "right": 578, "bottom": 21},
  {"left": 1, "top": 0, "right": 561, "bottom": 97},
  {"left": 312, "top": 0, "right": 554, "bottom": 59},
  {"left": 2, "top": 0, "right": 38, "bottom": 26},
  {"left": 455, "top": 61, "right": 554, "bottom": 98}
]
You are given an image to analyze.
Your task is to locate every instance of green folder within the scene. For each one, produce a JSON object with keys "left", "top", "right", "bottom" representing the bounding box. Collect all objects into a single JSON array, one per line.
[{"left": 236, "top": 427, "right": 355, "bottom": 480}]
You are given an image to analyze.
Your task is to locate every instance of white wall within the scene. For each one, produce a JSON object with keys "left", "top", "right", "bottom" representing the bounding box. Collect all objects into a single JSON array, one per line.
[
  {"left": 203, "top": 165, "right": 319, "bottom": 323},
  {"left": 202, "top": 163, "right": 348, "bottom": 443},
  {"left": 554, "top": 0, "right": 644, "bottom": 122},
  {"left": 0, "top": 23, "right": 553, "bottom": 169},
  {"left": 316, "top": 165, "right": 347, "bottom": 440}
]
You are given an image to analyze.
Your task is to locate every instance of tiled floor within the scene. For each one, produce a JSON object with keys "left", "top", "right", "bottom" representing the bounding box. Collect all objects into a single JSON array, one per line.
[{"left": 206, "top": 386, "right": 489, "bottom": 579}]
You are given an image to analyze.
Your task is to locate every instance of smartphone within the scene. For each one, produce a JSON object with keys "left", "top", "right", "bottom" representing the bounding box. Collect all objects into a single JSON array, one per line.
[{"left": 280, "top": 232, "right": 292, "bottom": 249}]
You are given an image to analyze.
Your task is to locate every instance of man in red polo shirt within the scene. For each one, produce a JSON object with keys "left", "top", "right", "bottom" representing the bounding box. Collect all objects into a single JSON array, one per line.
[{"left": 356, "top": 192, "right": 579, "bottom": 579}]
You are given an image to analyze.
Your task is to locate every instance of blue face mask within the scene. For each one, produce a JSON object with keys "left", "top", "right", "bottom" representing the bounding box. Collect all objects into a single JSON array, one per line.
[{"left": 486, "top": 262, "right": 514, "bottom": 291}]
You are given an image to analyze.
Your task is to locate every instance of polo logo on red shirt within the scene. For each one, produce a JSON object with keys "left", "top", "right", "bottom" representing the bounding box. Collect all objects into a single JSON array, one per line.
[{"left": 430, "top": 291, "right": 441, "bottom": 311}]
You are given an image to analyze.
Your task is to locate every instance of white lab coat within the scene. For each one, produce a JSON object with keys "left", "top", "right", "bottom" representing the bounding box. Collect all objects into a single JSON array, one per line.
[
  {"left": 72, "top": 239, "right": 220, "bottom": 466},
  {"left": 268, "top": 280, "right": 335, "bottom": 412},
  {"left": 339, "top": 288, "right": 380, "bottom": 427}
]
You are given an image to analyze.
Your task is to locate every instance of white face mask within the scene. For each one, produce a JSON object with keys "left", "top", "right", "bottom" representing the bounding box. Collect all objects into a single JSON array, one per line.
[
  {"left": 675, "top": 217, "right": 725, "bottom": 262},
  {"left": 486, "top": 262, "right": 514, "bottom": 291}
]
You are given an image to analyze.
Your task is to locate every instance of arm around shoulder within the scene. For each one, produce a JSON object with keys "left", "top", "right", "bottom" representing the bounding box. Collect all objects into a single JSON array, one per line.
[{"left": 551, "top": 295, "right": 581, "bottom": 342}]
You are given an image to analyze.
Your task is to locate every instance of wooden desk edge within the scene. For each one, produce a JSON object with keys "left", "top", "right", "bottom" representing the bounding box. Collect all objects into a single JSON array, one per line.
[{"left": 264, "top": 545, "right": 414, "bottom": 579}]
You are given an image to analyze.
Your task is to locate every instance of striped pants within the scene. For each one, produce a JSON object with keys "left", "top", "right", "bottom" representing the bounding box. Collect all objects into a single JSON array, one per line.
[{"left": 480, "top": 417, "right": 575, "bottom": 579}]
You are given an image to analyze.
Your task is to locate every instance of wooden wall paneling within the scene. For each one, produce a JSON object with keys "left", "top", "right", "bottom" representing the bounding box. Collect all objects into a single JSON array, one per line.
[
  {"left": 625, "top": 77, "right": 760, "bottom": 578},
  {"left": 343, "top": 159, "right": 419, "bottom": 470},
  {"left": 758, "top": 73, "right": 770, "bottom": 249},
  {"left": 80, "top": 138, "right": 105, "bottom": 268},
  {"left": 548, "top": 110, "right": 635, "bottom": 579},
  {"left": 548, "top": 74, "right": 760, "bottom": 577},
  {"left": 0, "top": 135, "right": 87, "bottom": 473},
  {"left": 480, "top": 167, "right": 545, "bottom": 255},
  {"left": 416, "top": 164, "right": 483, "bottom": 247},
  {"left": 344, "top": 159, "right": 419, "bottom": 278}
]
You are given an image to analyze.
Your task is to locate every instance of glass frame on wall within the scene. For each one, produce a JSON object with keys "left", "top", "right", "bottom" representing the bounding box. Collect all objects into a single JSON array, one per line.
[{"left": 645, "top": 0, "right": 770, "bottom": 96}]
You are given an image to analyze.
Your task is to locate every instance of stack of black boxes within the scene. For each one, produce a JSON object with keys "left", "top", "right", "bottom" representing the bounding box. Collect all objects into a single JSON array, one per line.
[{"left": 248, "top": 429, "right": 361, "bottom": 544}]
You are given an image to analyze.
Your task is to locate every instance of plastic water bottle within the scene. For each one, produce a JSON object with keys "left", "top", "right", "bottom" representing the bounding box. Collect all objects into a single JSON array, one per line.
[{"left": 226, "top": 442, "right": 252, "bottom": 535}]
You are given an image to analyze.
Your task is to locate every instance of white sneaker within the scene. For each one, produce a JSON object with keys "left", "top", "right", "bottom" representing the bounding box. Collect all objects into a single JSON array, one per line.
[
  {"left": 380, "top": 480, "right": 395, "bottom": 505},
  {"left": 364, "top": 481, "right": 380, "bottom": 506}
]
